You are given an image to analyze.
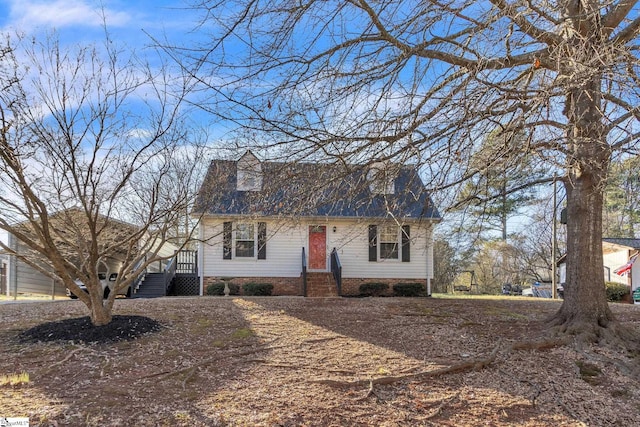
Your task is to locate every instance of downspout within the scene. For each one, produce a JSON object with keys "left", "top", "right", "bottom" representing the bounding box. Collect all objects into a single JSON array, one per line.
[
  {"left": 198, "top": 223, "right": 204, "bottom": 296},
  {"left": 8, "top": 233, "right": 18, "bottom": 299}
]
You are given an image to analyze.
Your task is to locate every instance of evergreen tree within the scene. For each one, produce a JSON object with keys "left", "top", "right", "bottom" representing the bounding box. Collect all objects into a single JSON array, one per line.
[
  {"left": 454, "top": 129, "right": 544, "bottom": 242},
  {"left": 603, "top": 157, "right": 640, "bottom": 238}
]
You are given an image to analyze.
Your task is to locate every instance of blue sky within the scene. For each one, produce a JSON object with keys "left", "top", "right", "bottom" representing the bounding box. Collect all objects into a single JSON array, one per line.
[
  {"left": 0, "top": 0, "right": 197, "bottom": 51},
  {"left": 0, "top": 1, "right": 202, "bottom": 245}
]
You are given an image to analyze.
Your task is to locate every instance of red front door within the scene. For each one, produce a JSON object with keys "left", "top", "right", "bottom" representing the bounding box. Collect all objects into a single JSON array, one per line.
[{"left": 309, "top": 226, "right": 327, "bottom": 270}]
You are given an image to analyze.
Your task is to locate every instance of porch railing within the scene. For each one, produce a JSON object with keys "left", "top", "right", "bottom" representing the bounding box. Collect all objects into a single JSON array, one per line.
[
  {"left": 330, "top": 247, "right": 342, "bottom": 296},
  {"left": 176, "top": 250, "right": 198, "bottom": 274},
  {"left": 131, "top": 258, "right": 147, "bottom": 294},
  {"left": 301, "top": 247, "right": 307, "bottom": 297}
]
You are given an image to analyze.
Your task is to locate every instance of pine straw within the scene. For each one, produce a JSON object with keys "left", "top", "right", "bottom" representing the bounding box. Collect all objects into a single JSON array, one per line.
[{"left": 1, "top": 296, "right": 640, "bottom": 426}]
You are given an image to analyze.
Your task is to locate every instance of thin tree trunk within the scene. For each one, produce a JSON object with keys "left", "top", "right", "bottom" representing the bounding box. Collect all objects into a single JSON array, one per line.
[
  {"left": 501, "top": 190, "right": 508, "bottom": 242},
  {"left": 88, "top": 291, "right": 113, "bottom": 326}
]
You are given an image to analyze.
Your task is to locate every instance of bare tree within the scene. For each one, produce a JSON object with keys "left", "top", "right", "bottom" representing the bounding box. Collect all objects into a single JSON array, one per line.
[
  {"left": 0, "top": 33, "right": 204, "bottom": 326},
  {"left": 432, "top": 237, "right": 459, "bottom": 293},
  {"left": 175, "top": 0, "right": 640, "bottom": 343}
]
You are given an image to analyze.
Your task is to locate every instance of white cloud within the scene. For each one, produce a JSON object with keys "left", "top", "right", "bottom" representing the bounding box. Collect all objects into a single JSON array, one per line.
[
  {"left": 5, "top": 0, "right": 131, "bottom": 30},
  {"left": 127, "top": 128, "right": 154, "bottom": 139}
]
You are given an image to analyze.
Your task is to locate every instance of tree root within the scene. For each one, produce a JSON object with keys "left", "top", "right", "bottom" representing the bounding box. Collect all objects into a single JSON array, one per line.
[
  {"left": 550, "top": 380, "right": 579, "bottom": 420},
  {"left": 355, "top": 380, "right": 381, "bottom": 402},
  {"left": 314, "top": 337, "right": 570, "bottom": 400},
  {"left": 511, "top": 338, "right": 570, "bottom": 351},
  {"left": 44, "top": 347, "right": 86, "bottom": 372},
  {"left": 547, "top": 311, "right": 640, "bottom": 352},
  {"left": 574, "top": 344, "right": 640, "bottom": 380},
  {"left": 313, "top": 341, "right": 502, "bottom": 389},
  {"left": 424, "top": 392, "right": 460, "bottom": 420},
  {"left": 142, "top": 344, "right": 288, "bottom": 382}
]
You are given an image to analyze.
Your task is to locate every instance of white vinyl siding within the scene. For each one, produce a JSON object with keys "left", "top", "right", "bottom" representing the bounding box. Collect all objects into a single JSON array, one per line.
[
  {"left": 203, "top": 221, "right": 306, "bottom": 277},
  {"left": 201, "top": 218, "right": 433, "bottom": 280},
  {"left": 329, "top": 221, "right": 429, "bottom": 280},
  {"left": 10, "top": 236, "right": 66, "bottom": 296},
  {"left": 604, "top": 250, "right": 632, "bottom": 285}
]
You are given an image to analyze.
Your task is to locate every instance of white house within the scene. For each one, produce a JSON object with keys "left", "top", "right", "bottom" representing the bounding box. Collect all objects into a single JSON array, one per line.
[
  {"left": 193, "top": 151, "right": 441, "bottom": 297},
  {"left": 601, "top": 238, "right": 640, "bottom": 290},
  {"left": 558, "top": 237, "right": 640, "bottom": 292}
]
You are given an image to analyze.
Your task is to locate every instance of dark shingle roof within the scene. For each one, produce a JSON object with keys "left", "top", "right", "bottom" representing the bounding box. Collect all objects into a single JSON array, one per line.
[
  {"left": 194, "top": 158, "right": 440, "bottom": 220},
  {"left": 602, "top": 238, "right": 640, "bottom": 250}
]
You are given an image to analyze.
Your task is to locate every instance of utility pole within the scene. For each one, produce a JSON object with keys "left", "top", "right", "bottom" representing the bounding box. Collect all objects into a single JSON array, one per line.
[{"left": 552, "top": 175, "right": 558, "bottom": 299}]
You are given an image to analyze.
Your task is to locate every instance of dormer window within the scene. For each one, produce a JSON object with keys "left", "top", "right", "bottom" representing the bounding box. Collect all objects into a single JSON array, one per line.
[
  {"left": 237, "top": 151, "right": 262, "bottom": 191},
  {"left": 367, "top": 162, "right": 395, "bottom": 195}
]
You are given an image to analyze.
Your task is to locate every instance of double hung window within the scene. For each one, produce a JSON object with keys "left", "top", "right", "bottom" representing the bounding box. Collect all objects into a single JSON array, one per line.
[
  {"left": 235, "top": 223, "right": 255, "bottom": 257},
  {"left": 379, "top": 225, "right": 399, "bottom": 259},
  {"left": 222, "top": 221, "right": 267, "bottom": 260},
  {"left": 368, "top": 224, "right": 411, "bottom": 262}
]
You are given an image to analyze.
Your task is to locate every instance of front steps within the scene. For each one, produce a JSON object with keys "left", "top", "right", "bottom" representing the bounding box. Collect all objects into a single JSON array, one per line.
[
  {"left": 133, "top": 273, "right": 167, "bottom": 298},
  {"left": 305, "top": 272, "right": 339, "bottom": 297}
]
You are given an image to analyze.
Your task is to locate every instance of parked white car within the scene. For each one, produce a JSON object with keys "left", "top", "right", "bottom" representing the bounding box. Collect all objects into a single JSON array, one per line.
[
  {"left": 521, "top": 287, "right": 534, "bottom": 297},
  {"left": 66, "top": 272, "right": 132, "bottom": 299}
]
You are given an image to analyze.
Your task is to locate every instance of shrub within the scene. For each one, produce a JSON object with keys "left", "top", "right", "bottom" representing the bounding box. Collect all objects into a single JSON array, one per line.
[
  {"left": 205, "top": 283, "right": 222, "bottom": 296},
  {"left": 206, "top": 282, "right": 240, "bottom": 296},
  {"left": 243, "top": 283, "right": 273, "bottom": 296},
  {"left": 605, "top": 282, "right": 629, "bottom": 302},
  {"left": 359, "top": 282, "right": 389, "bottom": 297},
  {"left": 393, "top": 282, "right": 424, "bottom": 297}
]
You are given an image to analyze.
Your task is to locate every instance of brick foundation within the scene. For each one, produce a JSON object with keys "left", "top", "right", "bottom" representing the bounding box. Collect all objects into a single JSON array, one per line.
[
  {"left": 203, "top": 276, "right": 302, "bottom": 296},
  {"left": 203, "top": 276, "right": 426, "bottom": 297},
  {"left": 340, "top": 278, "right": 426, "bottom": 296}
]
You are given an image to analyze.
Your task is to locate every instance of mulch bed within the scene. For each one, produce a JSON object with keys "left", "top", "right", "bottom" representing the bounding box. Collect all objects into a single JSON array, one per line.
[{"left": 16, "top": 315, "right": 163, "bottom": 344}]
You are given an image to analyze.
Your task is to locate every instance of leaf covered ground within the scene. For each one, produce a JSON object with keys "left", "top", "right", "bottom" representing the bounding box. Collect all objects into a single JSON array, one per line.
[{"left": 1, "top": 296, "right": 639, "bottom": 426}]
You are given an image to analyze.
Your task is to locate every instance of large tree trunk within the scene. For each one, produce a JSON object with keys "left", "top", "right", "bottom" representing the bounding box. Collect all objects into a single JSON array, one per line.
[
  {"left": 552, "top": 172, "right": 613, "bottom": 334},
  {"left": 549, "top": 67, "right": 616, "bottom": 339}
]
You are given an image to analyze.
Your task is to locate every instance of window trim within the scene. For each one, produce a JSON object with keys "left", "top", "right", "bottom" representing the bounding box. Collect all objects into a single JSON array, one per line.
[
  {"left": 235, "top": 223, "right": 256, "bottom": 258},
  {"left": 223, "top": 221, "right": 267, "bottom": 260},
  {"left": 379, "top": 224, "right": 400, "bottom": 260},
  {"left": 369, "top": 224, "right": 411, "bottom": 263}
]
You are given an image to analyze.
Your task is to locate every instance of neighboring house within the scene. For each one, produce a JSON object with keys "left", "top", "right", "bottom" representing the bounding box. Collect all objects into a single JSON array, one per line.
[
  {"left": 558, "top": 237, "right": 640, "bottom": 291},
  {"left": 0, "top": 253, "right": 8, "bottom": 296},
  {"left": 6, "top": 234, "right": 66, "bottom": 297},
  {"left": 4, "top": 208, "right": 180, "bottom": 298},
  {"left": 602, "top": 238, "right": 640, "bottom": 290},
  {"left": 193, "top": 151, "right": 441, "bottom": 297}
]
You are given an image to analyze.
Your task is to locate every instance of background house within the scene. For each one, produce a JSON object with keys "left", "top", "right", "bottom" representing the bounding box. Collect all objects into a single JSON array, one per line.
[
  {"left": 601, "top": 238, "right": 640, "bottom": 289},
  {"left": 193, "top": 151, "right": 441, "bottom": 297},
  {"left": 0, "top": 253, "right": 8, "bottom": 296},
  {"left": 3, "top": 209, "right": 179, "bottom": 298},
  {"left": 558, "top": 237, "right": 640, "bottom": 295}
]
